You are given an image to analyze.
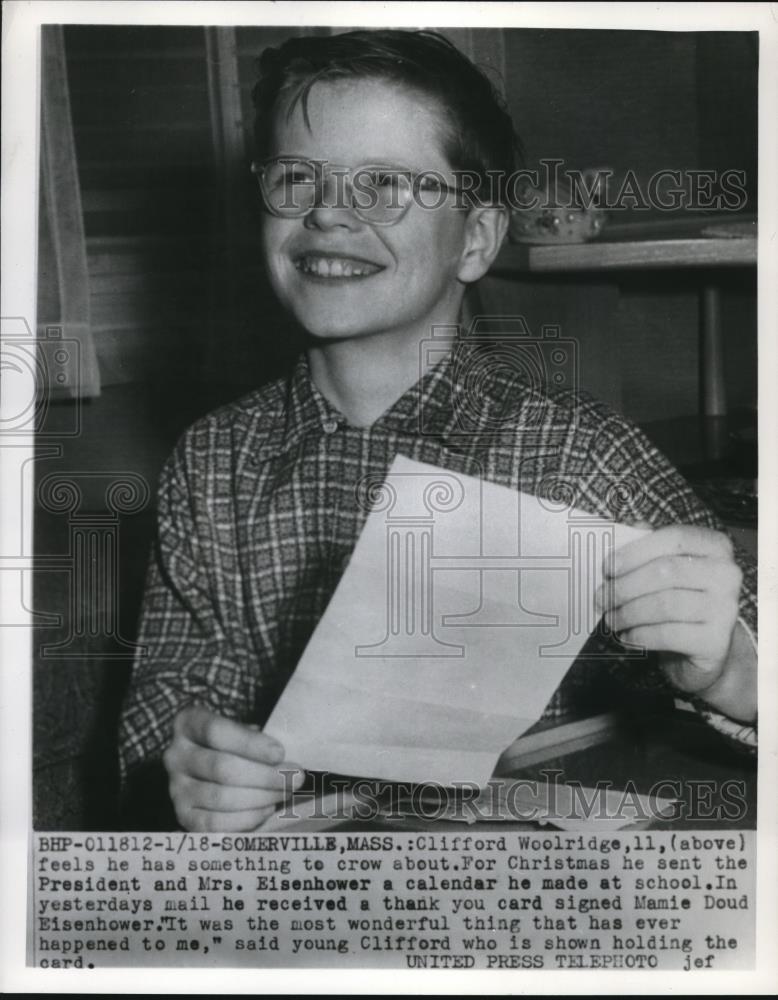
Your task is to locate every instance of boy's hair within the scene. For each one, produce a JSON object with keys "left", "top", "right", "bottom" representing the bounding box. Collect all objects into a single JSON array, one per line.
[{"left": 252, "top": 29, "right": 523, "bottom": 205}]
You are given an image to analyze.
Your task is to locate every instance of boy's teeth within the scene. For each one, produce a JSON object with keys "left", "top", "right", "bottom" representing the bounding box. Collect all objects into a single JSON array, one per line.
[{"left": 297, "top": 255, "right": 376, "bottom": 277}]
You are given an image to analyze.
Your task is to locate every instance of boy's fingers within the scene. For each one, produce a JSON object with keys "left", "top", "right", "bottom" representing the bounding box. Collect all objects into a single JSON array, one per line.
[
  {"left": 176, "top": 706, "right": 285, "bottom": 764},
  {"left": 596, "top": 556, "right": 740, "bottom": 611},
  {"left": 607, "top": 525, "right": 732, "bottom": 578},
  {"left": 172, "top": 772, "right": 304, "bottom": 812},
  {"left": 179, "top": 745, "right": 297, "bottom": 789},
  {"left": 185, "top": 804, "right": 277, "bottom": 833},
  {"left": 605, "top": 589, "right": 708, "bottom": 633},
  {"left": 617, "top": 622, "right": 711, "bottom": 659}
]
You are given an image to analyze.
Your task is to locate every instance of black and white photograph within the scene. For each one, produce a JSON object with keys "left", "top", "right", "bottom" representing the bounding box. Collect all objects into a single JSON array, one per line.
[{"left": 1, "top": 0, "right": 776, "bottom": 993}]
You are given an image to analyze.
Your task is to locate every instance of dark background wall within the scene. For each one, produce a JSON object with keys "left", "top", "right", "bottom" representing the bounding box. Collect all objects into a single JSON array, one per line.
[{"left": 33, "top": 25, "right": 758, "bottom": 829}]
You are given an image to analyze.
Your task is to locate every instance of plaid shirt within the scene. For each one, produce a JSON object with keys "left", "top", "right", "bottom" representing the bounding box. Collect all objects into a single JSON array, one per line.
[{"left": 119, "top": 342, "right": 757, "bottom": 781}]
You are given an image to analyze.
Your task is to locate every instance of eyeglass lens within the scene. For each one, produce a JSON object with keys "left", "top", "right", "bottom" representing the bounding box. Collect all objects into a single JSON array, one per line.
[{"left": 259, "top": 160, "right": 413, "bottom": 222}]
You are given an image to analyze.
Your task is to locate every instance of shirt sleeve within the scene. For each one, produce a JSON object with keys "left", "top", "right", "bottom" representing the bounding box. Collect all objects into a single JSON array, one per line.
[
  {"left": 572, "top": 405, "right": 758, "bottom": 752},
  {"left": 118, "top": 432, "right": 257, "bottom": 786}
]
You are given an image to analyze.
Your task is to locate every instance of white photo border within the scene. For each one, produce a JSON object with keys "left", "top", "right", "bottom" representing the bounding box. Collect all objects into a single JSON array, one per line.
[{"left": 2, "top": 1, "right": 777, "bottom": 994}]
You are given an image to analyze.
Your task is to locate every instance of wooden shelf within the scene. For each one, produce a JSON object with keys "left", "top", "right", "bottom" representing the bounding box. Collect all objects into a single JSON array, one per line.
[
  {"left": 488, "top": 217, "right": 758, "bottom": 473},
  {"left": 492, "top": 216, "right": 757, "bottom": 274}
]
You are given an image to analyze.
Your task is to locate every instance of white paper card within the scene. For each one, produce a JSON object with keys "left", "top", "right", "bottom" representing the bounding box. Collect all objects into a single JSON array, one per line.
[{"left": 265, "top": 455, "right": 647, "bottom": 785}]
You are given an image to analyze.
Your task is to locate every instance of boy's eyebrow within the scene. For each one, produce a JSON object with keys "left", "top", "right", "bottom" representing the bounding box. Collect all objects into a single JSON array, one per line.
[{"left": 269, "top": 154, "right": 453, "bottom": 174}]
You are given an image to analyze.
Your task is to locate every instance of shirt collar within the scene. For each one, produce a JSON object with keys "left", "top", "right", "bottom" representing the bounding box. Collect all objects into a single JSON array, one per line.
[
  {"left": 281, "top": 344, "right": 468, "bottom": 446},
  {"left": 282, "top": 352, "right": 341, "bottom": 444}
]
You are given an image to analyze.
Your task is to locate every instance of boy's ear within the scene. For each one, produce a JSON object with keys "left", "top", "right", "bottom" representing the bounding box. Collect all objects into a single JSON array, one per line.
[{"left": 457, "top": 206, "right": 509, "bottom": 283}]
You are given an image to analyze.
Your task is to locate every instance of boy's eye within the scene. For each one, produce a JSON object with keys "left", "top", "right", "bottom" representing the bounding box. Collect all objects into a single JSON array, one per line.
[
  {"left": 354, "top": 168, "right": 412, "bottom": 212},
  {"left": 265, "top": 161, "right": 316, "bottom": 190},
  {"left": 361, "top": 168, "right": 405, "bottom": 190},
  {"left": 285, "top": 167, "right": 316, "bottom": 188},
  {"left": 413, "top": 173, "right": 455, "bottom": 209}
]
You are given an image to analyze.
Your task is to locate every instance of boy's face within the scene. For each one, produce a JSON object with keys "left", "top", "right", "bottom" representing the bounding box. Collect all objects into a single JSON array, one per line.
[{"left": 259, "top": 77, "right": 472, "bottom": 344}]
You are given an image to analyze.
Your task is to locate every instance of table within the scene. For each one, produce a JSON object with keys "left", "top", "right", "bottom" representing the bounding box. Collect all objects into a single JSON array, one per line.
[{"left": 266, "top": 710, "right": 756, "bottom": 833}]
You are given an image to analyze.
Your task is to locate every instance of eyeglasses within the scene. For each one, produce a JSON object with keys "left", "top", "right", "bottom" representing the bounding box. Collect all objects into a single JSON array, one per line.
[{"left": 251, "top": 157, "right": 469, "bottom": 226}]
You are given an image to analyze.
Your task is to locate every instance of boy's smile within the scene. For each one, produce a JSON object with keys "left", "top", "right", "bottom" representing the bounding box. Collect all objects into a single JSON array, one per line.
[
  {"left": 259, "top": 78, "right": 473, "bottom": 346},
  {"left": 293, "top": 250, "right": 384, "bottom": 281}
]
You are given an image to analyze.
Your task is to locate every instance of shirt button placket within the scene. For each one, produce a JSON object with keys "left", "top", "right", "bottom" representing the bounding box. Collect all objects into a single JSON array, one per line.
[{"left": 322, "top": 418, "right": 339, "bottom": 435}]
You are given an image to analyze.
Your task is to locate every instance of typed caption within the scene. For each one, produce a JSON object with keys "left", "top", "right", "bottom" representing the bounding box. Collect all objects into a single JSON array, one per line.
[{"left": 30, "top": 830, "right": 754, "bottom": 971}]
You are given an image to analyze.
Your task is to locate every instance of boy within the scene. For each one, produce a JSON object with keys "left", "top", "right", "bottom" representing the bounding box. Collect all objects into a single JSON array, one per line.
[{"left": 119, "top": 30, "right": 757, "bottom": 832}]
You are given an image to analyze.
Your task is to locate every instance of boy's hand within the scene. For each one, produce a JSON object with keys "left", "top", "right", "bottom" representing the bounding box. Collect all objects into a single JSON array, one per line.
[
  {"left": 595, "top": 524, "right": 756, "bottom": 722},
  {"left": 163, "top": 706, "right": 305, "bottom": 832}
]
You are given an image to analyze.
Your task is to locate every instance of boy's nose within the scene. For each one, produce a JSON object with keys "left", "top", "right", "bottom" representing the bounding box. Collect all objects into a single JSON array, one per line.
[
  {"left": 305, "top": 201, "right": 363, "bottom": 230},
  {"left": 304, "top": 172, "right": 363, "bottom": 230}
]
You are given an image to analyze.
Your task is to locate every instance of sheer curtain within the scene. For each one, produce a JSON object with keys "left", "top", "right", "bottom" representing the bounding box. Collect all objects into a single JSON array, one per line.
[{"left": 38, "top": 24, "right": 100, "bottom": 398}]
